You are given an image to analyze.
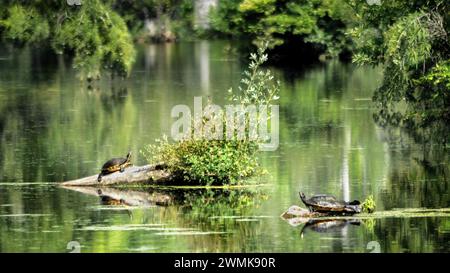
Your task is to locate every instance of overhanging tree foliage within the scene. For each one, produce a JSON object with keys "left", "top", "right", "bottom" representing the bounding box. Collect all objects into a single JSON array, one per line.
[
  {"left": 348, "top": 0, "right": 449, "bottom": 142},
  {"left": 210, "top": 0, "right": 355, "bottom": 59},
  {"left": 0, "top": 0, "right": 136, "bottom": 78}
]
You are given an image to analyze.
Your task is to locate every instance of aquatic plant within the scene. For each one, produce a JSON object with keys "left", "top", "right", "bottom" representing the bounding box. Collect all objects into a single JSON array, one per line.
[{"left": 361, "top": 195, "right": 376, "bottom": 214}]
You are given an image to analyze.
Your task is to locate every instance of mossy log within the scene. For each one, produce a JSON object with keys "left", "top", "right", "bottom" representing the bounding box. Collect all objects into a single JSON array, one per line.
[
  {"left": 60, "top": 164, "right": 174, "bottom": 187},
  {"left": 281, "top": 205, "right": 450, "bottom": 222}
]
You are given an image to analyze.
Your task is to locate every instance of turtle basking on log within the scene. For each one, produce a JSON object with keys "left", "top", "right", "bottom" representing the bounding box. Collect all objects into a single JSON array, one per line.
[
  {"left": 97, "top": 152, "right": 132, "bottom": 182},
  {"left": 299, "top": 192, "right": 361, "bottom": 215}
]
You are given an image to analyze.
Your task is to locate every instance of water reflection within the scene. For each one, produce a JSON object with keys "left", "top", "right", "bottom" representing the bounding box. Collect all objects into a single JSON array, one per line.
[{"left": 300, "top": 219, "right": 361, "bottom": 237}]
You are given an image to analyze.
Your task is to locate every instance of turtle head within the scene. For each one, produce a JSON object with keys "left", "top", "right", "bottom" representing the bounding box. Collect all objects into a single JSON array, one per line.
[
  {"left": 126, "top": 151, "right": 132, "bottom": 160},
  {"left": 299, "top": 192, "right": 306, "bottom": 200}
]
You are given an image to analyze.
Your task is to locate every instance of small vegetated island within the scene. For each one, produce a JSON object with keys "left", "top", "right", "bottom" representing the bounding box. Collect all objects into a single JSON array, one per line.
[{"left": 62, "top": 43, "right": 279, "bottom": 188}]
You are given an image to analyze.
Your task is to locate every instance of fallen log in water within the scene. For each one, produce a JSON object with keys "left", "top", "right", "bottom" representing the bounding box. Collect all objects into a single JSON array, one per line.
[{"left": 60, "top": 164, "right": 174, "bottom": 187}]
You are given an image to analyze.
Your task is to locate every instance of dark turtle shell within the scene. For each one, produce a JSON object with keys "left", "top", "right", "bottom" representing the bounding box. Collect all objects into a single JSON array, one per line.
[
  {"left": 102, "top": 157, "right": 128, "bottom": 171},
  {"left": 97, "top": 152, "right": 132, "bottom": 182},
  {"left": 299, "top": 192, "right": 361, "bottom": 214}
]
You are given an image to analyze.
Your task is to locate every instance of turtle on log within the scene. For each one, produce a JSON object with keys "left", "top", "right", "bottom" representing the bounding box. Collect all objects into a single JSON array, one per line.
[
  {"left": 97, "top": 152, "right": 132, "bottom": 182},
  {"left": 299, "top": 192, "right": 361, "bottom": 215}
]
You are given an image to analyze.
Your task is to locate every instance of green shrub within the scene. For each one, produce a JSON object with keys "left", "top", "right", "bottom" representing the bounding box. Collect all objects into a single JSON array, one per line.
[
  {"left": 142, "top": 43, "right": 279, "bottom": 185},
  {"left": 142, "top": 137, "right": 261, "bottom": 185},
  {"left": 361, "top": 195, "right": 376, "bottom": 214},
  {"left": 53, "top": 1, "right": 136, "bottom": 79},
  {"left": 0, "top": 5, "right": 49, "bottom": 43}
]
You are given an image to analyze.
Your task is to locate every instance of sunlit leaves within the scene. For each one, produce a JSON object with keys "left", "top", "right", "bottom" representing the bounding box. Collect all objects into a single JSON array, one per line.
[
  {"left": 211, "top": 0, "right": 353, "bottom": 57},
  {"left": 53, "top": 0, "right": 136, "bottom": 79},
  {"left": 0, "top": 5, "right": 50, "bottom": 43},
  {"left": 228, "top": 42, "right": 280, "bottom": 106},
  {"left": 0, "top": 0, "right": 136, "bottom": 79}
]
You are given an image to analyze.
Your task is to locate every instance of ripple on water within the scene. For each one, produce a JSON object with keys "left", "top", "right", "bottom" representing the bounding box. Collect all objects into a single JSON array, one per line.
[
  {"left": 209, "top": 215, "right": 273, "bottom": 220},
  {"left": 76, "top": 225, "right": 190, "bottom": 231},
  {"left": 87, "top": 205, "right": 156, "bottom": 210},
  {"left": 0, "top": 214, "right": 51, "bottom": 217},
  {"left": 127, "top": 246, "right": 159, "bottom": 252},
  {"left": 154, "top": 231, "right": 228, "bottom": 236}
]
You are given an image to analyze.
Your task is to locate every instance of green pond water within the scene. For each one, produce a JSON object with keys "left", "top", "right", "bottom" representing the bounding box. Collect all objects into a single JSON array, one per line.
[{"left": 0, "top": 41, "right": 448, "bottom": 253}]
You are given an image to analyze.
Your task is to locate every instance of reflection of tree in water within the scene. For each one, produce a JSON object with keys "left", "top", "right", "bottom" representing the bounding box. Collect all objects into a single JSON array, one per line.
[
  {"left": 373, "top": 106, "right": 449, "bottom": 146},
  {"left": 372, "top": 217, "right": 448, "bottom": 252},
  {"left": 0, "top": 47, "right": 61, "bottom": 182},
  {"left": 375, "top": 116, "right": 449, "bottom": 209},
  {"left": 80, "top": 186, "right": 268, "bottom": 219},
  {"left": 374, "top": 116, "right": 449, "bottom": 252},
  {"left": 81, "top": 186, "right": 270, "bottom": 252},
  {"left": 380, "top": 155, "right": 448, "bottom": 209},
  {"left": 181, "top": 188, "right": 268, "bottom": 218},
  {"left": 0, "top": 88, "right": 52, "bottom": 182},
  {"left": 99, "top": 86, "right": 129, "bottom": 113},
  {"left": 179, "top": 188, "right": 269, "bottom": 252}
]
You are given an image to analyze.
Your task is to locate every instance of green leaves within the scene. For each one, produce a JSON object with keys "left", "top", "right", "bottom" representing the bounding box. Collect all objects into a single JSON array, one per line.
[
  {"left": 362, "top": 195, "right": 376, "bottom": 214},
  {"left": 228, "top": 41, "right": 280, "bottom": 106},
  {"left": 142, "top": 138, "right": 261, "bottom": 185},
  {"left": 53, "top": 1, "right": 136, "bottom": 79},
  {"left": 0, "top": 1, "right": 136, "bottom": 79},
  {"left": 384, "top": 12, "right": 432, "bottom": 72},
  {"left": 210, "top": 0, "right": 353, "bottom": 57},
  {"left": 239, "top": 0, "right": 277, "bottom": 14},
  {"left": 351, "top": 0, "right": 450, "bottom": 143},
  {"left": 0, "top": 5, "right": 50, "bottom": 43}
]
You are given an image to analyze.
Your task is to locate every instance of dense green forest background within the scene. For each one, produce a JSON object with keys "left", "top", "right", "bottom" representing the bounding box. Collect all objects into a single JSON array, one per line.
[{"left": 0, "top": 0, "right": 449, "bottom": 141}]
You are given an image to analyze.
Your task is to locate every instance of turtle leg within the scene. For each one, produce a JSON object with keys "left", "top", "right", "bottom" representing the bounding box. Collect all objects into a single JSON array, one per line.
[
  {"left": 97, "top": 173, "right": 102, "bottom": 182},
  {"left": 120, "top": 165, "right": 125, "bottom": 172}
]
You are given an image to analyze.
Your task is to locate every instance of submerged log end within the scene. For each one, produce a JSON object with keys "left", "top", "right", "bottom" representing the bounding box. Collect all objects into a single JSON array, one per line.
[{"left": 60, "top": 164, "right": 174, "bottom": 187}]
